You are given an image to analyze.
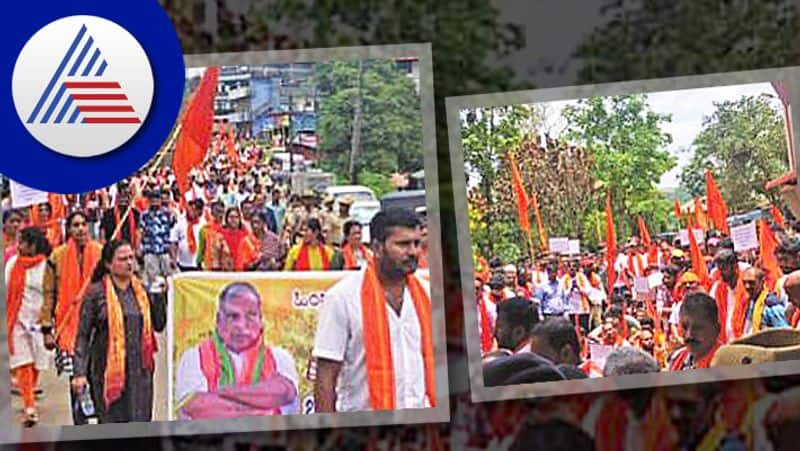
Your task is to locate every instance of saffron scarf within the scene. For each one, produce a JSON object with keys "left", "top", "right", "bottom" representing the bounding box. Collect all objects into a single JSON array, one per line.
[
  {"left": 235, "top": 233, "right": 260, "bottom": 271},
  {"left": 669, "top": 340, "right": 721, "bottom": 371},
  {"left": 294, "top": 242, "right": 330, "bottom": 270},
  {"left": 750, "top": 289, "right": 769, "bottom": 333},
  {"left": 55, "top": 239, "right": 101, "bottom": 353},
  {"left": 343, "top": 243, "right": 370, "bottom": 270},
  {"left": 103, "top": 275, "right": 156, "bottom": 408},
  {"left": 6, "top": 255, "right": 46, "bottom": 354},
  {"left": 220, "top": 227, "right": 248, "bottom": 268},
  {"left": 113, "top": 206, "right": 138, "bottom": 248},
  {"left": 714, "top": 279, "right": 749, "bottom": 343},
  {"left": 186, "top": 216, "right": 199, "bottom": 254},
  {"left": 361, "top": 261, "right": 435, "bottom": 409},
  {"left": 198, "top": 331, "right": 278, "bottom": 412}
]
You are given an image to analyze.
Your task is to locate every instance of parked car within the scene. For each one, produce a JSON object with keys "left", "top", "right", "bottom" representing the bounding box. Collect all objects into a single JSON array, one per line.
[
  {"left": 380, "top": 189, "right": 426, "bottom": 212},
  {"left": 324, "top": 185, "right": 378, "bottom": 207}
]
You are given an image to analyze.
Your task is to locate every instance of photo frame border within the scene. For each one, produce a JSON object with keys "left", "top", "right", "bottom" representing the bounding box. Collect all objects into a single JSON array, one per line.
[{"left": 445, "top": 66, "right": 800, "bottom": 403}]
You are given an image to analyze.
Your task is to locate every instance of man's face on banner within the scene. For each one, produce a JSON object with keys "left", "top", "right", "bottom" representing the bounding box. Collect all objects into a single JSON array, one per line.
[{"left": 217, "top": 290, "right": 263, "bottom": 353}]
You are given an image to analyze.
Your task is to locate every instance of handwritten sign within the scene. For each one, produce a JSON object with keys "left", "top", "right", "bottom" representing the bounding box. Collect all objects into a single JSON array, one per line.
[
  {"left": 568, "top": 239, "right": 581, "bottom": 255},
  {"left": 647, "top": 271, "right": 664, "bottom": 289},
  {"left": 549, "top": 237, "right": 570, "bottom": 255},
  {"left": 731, "top": 221, "right": 758, "bottom": 252},
  {"left": 634, "top": 277, "right": 650, "bottom": 294},
  {"left": 589, "top": 343, "right": 613, "bottom": 371},
  {"left": 10, "top": 180, "right": 48, "bottom": 209}
]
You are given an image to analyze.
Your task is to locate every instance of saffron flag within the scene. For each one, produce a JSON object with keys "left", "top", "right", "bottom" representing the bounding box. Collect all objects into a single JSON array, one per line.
[
  {"left": 674, "top": 199, "right": 683, "bottom": 223},
  {"left": 694, "top": 198, "right": 709, "bottom": 231},
  {"left": 173, "top": 67, "right": 220, "bottom": 194},
  {"left": 605, "top": 192, "right": 617, "bottom": 290},
  {"left": 688, "top": 222, "right": 710, "bottom": 289},
  {"left": 225, "top": 122, "right": 239, "bottom": 166},
  {"left": 531, "top": 190, "right": 548, "bottom": 251},
  {"left": 759, "top": 218, "right": 783, "bottom": 291},
  {"left": 638, "top": 216, "right": 652, "bottom": 247},
  {"left": 508, "top": 152, "right": 531, "bottom": 238},
  {"left": 705, "top": 169, "right": 730, "bottom": 235},
  {"left": 771, "top": 205, "right": 787, "bottom": 229}
]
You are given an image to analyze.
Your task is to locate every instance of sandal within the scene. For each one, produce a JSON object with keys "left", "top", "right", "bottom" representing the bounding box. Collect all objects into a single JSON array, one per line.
[{"left": 23, "top": 408, "right": 39, "bottom": 427}]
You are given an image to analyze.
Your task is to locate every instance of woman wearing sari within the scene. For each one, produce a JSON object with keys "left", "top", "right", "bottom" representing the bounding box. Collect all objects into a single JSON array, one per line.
[{"left": 72, "top": 239, "right": 167, "bottom": 423}]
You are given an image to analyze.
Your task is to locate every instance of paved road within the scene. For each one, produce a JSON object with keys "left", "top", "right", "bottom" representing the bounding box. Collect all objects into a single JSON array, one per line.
[{"left": 11, "top": 333, "right": 169, "bottom": 427}]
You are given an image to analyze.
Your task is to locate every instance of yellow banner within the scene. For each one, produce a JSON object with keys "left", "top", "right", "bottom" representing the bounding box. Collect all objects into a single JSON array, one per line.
[{"left": 169, "top": 271, "right": 349, "bottom": 418}]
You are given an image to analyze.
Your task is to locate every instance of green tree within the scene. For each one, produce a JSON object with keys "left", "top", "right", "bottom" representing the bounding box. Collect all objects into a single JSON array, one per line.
[
  {"left": 562, "top": 94, "right": 677, "bottom": 239},
  {"left": 680, "top": 95, "right": 789, "bottom": 213},
  {"left": 574, "top": 1, "right": 800, "bottom": 83},
  {"left": 314, "top": 60, "right": 423, "bottom": 182}
]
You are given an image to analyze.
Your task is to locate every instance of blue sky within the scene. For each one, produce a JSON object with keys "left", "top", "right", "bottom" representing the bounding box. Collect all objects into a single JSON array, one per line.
[{"left": 541, "top": 82, "right": 788, "bottom": 190}]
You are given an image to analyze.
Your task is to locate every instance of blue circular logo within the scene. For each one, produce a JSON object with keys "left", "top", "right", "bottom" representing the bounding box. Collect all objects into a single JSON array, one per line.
[{"left": 2, "top": 0, "right": 185, "bottom": 192}]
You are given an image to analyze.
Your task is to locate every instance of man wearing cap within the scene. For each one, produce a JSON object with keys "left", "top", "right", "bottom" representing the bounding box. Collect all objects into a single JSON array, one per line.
[
  {"left": 668, "top": 293, "right": 722, "bottom": 370},
  {"left": 320, "top": 195, "right": 338, "bottom": 246},
  {"left": 328, "top": 195, "right": 354, "bottom": 248},
  {"left": 709, "top": 250, "right": 749, "bottom": 343},
  {"left": 503, "top": 264, "right": 519, "bottom": 296},
  {"left": 139, "top": 190, "right": 177, "bottom": 290}
]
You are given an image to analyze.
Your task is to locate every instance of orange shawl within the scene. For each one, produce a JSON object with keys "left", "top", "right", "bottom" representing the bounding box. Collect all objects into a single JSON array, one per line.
[
  {"left": 343, "top": 243, "right": 370, "bottom": 270},
  {"left": 669, "top": 341, "right": 721, "bottom": 371},
  {"left": 43, "top": 220, "right": 63, "bottom": 248},
  {"left": 478, "top": 294, "right": 494, "bottom": 354},
  {"left": 361, "top": 261, "right": 435, "bottom": 409},
  {"left": 55, "top": 239, "right": 101, "bottom": 353},
  {"left": 6, "top": 255, "right": 46, "bottom": 354},
  {"left": 295, "top": 242, "right": 330, "bottom": 271},
  {"left": 714, "top": 279, "right": 748, "bottom": 343},
  {"left": 235, "top": 233, "right": 260, "bottom": 271},
  {"left": 104, "top": 276, "right": 156, "bottom": 408},
  {"left": 186, "top": 217, "right": 199, "bottom": 254}
]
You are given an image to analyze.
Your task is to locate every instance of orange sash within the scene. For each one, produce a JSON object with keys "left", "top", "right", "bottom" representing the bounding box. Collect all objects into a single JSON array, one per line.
[
  {"left": 360, "top": 261, "right": 435, "bottom": 409},
  {"left": 235, "top": 233, "right": 260, "bottom": 271},
  {"left": 343, "top": 243, "right": 369, "bottom": 270},
  {"left": 103, "top": 276, "right": 156, "bottom": 408},
  {"left": 669, "top": 341, "right": 720, "bottom": 371},
  {"left": 186, "top": 217, "right": 199, "bottom": 254},
  {"left": 714, "top": 279, "right": 748, "bottom": 342},
  {"left": 6, "top": 255, "right": 46, "bottom": 354},
  {"left": 55, "top": 240, "right": 101, "bottom": 353},
  {"left": 295, "top": 242, "right": 330, "bottom": 270}
]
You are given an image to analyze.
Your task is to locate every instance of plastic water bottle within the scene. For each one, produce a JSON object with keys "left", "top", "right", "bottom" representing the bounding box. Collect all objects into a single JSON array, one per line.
[{"left": 79, "top": 386, "right": 95, "bottom": 417}]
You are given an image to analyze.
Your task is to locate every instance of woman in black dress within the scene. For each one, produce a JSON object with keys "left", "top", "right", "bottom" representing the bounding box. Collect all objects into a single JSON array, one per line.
[{"left": 72, "top": 239, "right": 166, "bottom": 423}]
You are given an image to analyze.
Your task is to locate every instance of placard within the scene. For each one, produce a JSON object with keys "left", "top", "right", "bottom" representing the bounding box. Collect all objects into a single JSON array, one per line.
[
  {"left": 731, "top": 221, "right": 758, "bottom": 252},
  {"left": 549, "top": 237, "right": 570, "bottom": 254},
  {"left": 589, "top": 343, "right": 613, "bottom": 371},
  {"left": 647, "top": 271, "right": 664, "bottom": 289},
  {"left": 633, "top": 277, "right": 650, "bottom": 294},
  {"left": 9, "top": 180, "right": 48, "bottom": 208},
  {"left": 678, "top": 228, "right": 705, "bottom": 246},
  {"left": 568, "top": 239, "right": 581, "bottom": 255}
]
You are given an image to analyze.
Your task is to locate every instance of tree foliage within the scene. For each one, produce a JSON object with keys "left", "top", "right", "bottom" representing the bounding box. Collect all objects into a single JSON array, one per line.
[
  {"left": 680, "top": 95, "right": 789, "bottom": 213},
  {"left": 573, "top": 1, "right": 800, "bottom": 83},
  {"left": 562, "top": 94, "right": 676, "bottom": 238},
  {"left": 314, "top": 60, "right": 423, "bottom": 181}
]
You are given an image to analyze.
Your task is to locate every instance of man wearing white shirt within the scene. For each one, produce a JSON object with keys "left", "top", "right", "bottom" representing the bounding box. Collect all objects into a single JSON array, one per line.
[
  {"left": 312, "top": 208, "right": 435, "bottom": 412},
  {"left": 175, "top": 282, "right": 300, "bottom": 419},
  {"left": 170, "top": 199, "right": 206, "bottom": 271}
]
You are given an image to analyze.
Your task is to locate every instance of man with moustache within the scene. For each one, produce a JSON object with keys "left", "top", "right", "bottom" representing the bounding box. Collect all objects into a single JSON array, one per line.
[
  {"left": 741, "top": 266, "right": 787, "bottom": 335},
  {"left": 175, "top": 282, "right": 300, "bottom": 419},
  {"left": 668, "top": 293, "right": 722, "bottom": 371},
  {"left": 709, "top": 250, "right": 749, "bottom": 343},
  {"left": 312, "top": 208, "right": 435, "bottom": 412}
]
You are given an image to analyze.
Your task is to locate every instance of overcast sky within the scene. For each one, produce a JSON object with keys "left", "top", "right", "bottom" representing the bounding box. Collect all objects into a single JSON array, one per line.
[{"left": 540, "top": 82, "right": 786, "bottom": 190}]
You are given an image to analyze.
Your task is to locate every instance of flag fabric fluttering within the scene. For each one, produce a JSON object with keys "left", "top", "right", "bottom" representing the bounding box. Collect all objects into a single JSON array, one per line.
[
  {"left": 605, "top": 191, "right": 617, "bottom": 290},
  {"left": 771, "top": 205, "right": 787, "bottom": 229},
  {"left": 225, "top": 122, "right": 240, "bottom": 166},
  {"left": 688, "top": 222, "right": 711, "bottom": 289},
  {"left": 172, "top": 66, "right": 221, "bottom": 195},
  {"left": 638, "top": 216, "right": 652, "bottom": 247},
  {"left": 508, "top": 152, "right": 532, "bottom": 241},
  {"left": 759, "top": 218, "right": 783, "bottom": 291},
  {"left": 673, "top": 199, "right": 683, "bottom": 223},
  {"left": 705, "top": 169, "right": 730, "bottom": 235},
  {"left": 694, "top": 198, "right": 709, "bottom": 231}
]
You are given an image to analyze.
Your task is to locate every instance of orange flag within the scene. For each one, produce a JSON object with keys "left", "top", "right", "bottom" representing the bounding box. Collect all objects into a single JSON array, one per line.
[
  {"left": 531, "top": 190, "right": 548, "bottom": 251},
  {"left": 173, "top": 67, "right": 220, "bottom": 194},
  {"left": 673, "top": 199, "right": 683, "bottom": 223},
  {"left": 771, "top": 205, "right": 787, "bottom": 229},
  {"left": 694, "top": 198, "right": 709, "bottom": 231},
  {"left": 644, "top": 295, "right": 662, "bottom": 334},
  {"left": 638, "top": 216, "right": 652, "bottom": 246},
  {"left": 705, "top": 169, "right": 730, "bottom": 235},
  {"left": 508, "top": 152, "right": 531, "bottom": 238},
  {"left": 688, "top": 224, "right": 710, "bottom": 289},
  {"left": 605, "top": 192, "right": 617, "bottom": 290},
  {"left": 759, "top": 219, "right": 783, "bottom": 291}
]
